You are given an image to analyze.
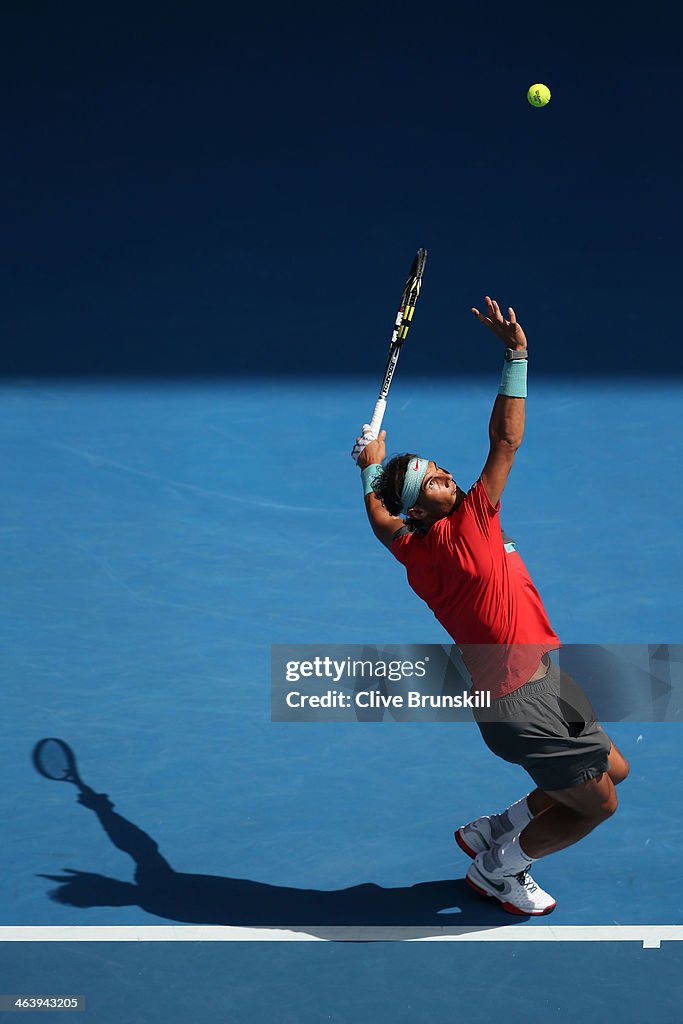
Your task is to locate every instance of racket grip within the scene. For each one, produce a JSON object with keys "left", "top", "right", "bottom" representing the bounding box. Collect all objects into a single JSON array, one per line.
[{"left": 369, "top": 398, "right": 386, "bottom": 436}]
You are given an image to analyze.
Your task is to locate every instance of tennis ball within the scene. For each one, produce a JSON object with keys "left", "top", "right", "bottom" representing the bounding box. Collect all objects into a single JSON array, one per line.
[{"left": 527, "top": 83, "right": 551, "bottom": 107}]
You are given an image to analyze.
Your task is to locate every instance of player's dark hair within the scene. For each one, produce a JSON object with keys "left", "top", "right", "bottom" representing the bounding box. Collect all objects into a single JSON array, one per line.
[{"left": 373, "top": 453, "right": 424, "bottom": 532}]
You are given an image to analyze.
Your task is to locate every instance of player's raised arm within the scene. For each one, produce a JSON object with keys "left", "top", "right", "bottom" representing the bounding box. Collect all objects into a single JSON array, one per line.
[
  {"left": 473, "top": 296, "right": 528, "bottom": 507},
  {"left": 355, "top": 430, "right": 405, "bottom": 549}
]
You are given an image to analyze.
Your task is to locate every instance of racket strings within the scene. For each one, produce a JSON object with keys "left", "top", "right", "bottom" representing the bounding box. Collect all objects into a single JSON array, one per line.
[{"left": 35, "top": 739, "right": 74, "bottom": 780}]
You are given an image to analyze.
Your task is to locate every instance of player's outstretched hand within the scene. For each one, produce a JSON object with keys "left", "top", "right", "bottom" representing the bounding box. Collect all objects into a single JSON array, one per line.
[
  {"left": 472, "top": 296, "right": 527, "bottom": 351},
  {"left": 357, "top": 430, "right": 386, "bottom": 470},
  {"left": 351, "top": 423, "right": 377, "bottom": 464}
]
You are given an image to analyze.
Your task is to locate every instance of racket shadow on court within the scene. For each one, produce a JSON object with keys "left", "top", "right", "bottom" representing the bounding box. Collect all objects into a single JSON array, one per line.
[{"left": 32, "top": 737, "right": 527, "bottom": 936}]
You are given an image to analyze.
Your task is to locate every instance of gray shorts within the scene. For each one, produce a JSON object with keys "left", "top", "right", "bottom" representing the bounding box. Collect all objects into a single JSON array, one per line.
[{"left": 474, "top": 660, "right": 612, "bottom": 792}]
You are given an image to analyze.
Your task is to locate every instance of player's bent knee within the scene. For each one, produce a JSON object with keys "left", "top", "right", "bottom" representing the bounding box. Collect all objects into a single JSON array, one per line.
[
  {"left": 596, "top": 788, "right": 618, "bottom": 821},
  {"left": 608, "top": 757, "right": 630, "bottom": 786},
  {"left": 607, "top": 744, "right": 630, "bottom": 786},
  {"left": 570, "top": 776, "right": 618, "bottom": 824}
]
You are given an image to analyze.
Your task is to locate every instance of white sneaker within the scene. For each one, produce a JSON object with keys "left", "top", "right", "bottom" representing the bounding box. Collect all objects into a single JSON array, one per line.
[
  {"left": 466, "top": 857, "right": 556, "bottom": 916},
  {"left": 456, "top": 806, "right": 516, "bottom": 856},
  {"left": 454, "top": 815, "right": 495, "bottom": 857},
  {"left": 455, "top": 812, "right": 522, "bottom": 858}
]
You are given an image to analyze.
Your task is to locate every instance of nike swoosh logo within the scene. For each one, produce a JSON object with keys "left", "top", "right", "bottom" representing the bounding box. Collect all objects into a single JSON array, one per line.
[
  {"left": 474, "top": 867, "right": 507, "bottom": 892},
  {"left": 413, "top": 460, "right": 419, "bottom": 470}
]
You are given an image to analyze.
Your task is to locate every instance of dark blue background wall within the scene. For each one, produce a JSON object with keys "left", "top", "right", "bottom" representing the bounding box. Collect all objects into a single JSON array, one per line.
[{"left": 2, "top": 1, "right": 681, "bottom": 376}]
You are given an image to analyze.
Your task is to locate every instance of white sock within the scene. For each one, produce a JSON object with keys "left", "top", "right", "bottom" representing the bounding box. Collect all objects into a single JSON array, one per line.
[
  {"left": 482, "top": 833, "right": 534, "bottom": 876},
  {"left": 503, "top": 794, "right": 534, "bottom": 831},
  {"left": 490, "top": 794, "right": 533, "bottom": 842}
]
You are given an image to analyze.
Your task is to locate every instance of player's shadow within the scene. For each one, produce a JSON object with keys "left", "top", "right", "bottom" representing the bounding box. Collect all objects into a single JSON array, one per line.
[{"left": 38, "top": 786, "right": 529, "bottom": 938}]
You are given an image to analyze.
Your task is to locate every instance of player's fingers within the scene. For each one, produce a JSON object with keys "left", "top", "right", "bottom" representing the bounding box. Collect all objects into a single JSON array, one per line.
[
  {"left": 473, "top": 309, "right": 494, "bottom": 328},
  {"left": 508, "top": 306, "right": 517, "bottom": 323},
  {"left": 492, "top": 299, "right": 502, "bottom": 320}
]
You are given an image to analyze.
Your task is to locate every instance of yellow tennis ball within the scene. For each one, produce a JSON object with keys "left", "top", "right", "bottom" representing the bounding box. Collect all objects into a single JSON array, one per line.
[{"left": 527, "top": 83, "right": 551, "bottom": 107}]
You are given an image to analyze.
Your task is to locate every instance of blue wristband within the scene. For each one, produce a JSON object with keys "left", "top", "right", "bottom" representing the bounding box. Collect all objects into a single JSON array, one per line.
[
  {"left": 362, "top": 464, "right": 384, "bottom": 497},
  {"left": 499, "top": 358, "right": 527, "bottom": 398}
]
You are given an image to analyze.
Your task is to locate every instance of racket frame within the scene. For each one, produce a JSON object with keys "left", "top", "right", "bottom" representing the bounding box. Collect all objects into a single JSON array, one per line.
[
  {"left": 32, "top": 737, "right": 85, "bottom": 787},
  {"left": 368, "top": 247, "right": 427, "bottom": 435}
]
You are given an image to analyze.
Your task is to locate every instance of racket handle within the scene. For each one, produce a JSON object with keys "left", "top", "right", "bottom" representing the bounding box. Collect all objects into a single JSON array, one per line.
[{"left": 369, "top": 398, "right": 387, "bottom": 436}]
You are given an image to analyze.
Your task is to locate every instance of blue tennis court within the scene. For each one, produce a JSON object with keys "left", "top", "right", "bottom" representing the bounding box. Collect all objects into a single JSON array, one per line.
[
  {"left": 3, "top": 0, "right": 682, "bottom": 1014},
  {"left": 2, "top": 378, "right": 682, "bottom": 1021}
]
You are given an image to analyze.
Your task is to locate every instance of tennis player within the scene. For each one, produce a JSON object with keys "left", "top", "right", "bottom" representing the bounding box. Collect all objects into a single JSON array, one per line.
[{"left": 352, "top": 296, "right": 629, "bottom": 916}]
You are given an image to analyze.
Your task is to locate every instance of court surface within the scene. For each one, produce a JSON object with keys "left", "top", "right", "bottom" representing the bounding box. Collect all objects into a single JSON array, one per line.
[{"left": 2, "top": 377, "right": 683, "bottom": 1022}]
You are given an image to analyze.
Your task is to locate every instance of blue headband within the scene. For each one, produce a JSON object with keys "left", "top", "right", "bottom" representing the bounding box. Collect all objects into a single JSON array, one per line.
[{"left": 401, "top": 457, "right": 429, "bottom": 513}]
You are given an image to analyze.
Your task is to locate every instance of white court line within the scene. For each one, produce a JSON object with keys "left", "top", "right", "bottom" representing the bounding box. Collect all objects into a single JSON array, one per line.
[{"left": 0, "top": 926, "right": 681, "bottom": 948}]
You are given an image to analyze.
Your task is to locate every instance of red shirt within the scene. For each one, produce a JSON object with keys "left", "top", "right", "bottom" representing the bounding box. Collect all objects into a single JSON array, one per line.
[{"left": 391, "top": 479, "right": 560, "bottom": 697}]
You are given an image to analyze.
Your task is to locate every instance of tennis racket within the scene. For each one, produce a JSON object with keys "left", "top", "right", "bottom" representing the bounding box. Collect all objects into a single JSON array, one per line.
[
  {"left": 32, "top": 738, "right": 86, "bottom": 790},
  {"left": 368, "top": 247, "right": 428, "bottom": 436}
]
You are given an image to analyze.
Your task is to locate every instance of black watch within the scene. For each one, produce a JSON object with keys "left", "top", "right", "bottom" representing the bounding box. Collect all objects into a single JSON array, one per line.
[{"left": 504, "top": 347, "right": 528, "bottom": 361}]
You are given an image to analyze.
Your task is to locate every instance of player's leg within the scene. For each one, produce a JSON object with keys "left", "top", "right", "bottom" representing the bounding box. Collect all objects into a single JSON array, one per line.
[
  {"left": 480, "top": 715, "right": 620, "bottom": 864},
  {"left": 605, "top": 740, "right": 630, "bottom": 785},
  {"left": 463, "top": 783, "right": 560, "bottom": 916},
  {"left": 467, "top": 721, "right": 624, "bottom": 875},
  {"left": 519, "top": 770, "right": 618, "bottom": 859},
  {"left": 461, "top": 665, "right": 623, "bottom": 914},
  {"left": 455, "top": 788, "right": 555, "bottom": 856},
  {"left": 464, "top": 767, "right": 617, "bottom": 915},
  {"left": 457, "top": 658, "right": 626, "bottom": 854},
  {"left": 457, "top": 742, "right": 628, "bottom": 858},
  {"left": 520, "top": 734, "right": 628, "bottom": 860},
  {"left": 528, "top": 738, "right": 628, "bottom": 815},
  {"left": 523, "top": 741, "right": 628, "bottom": 830},
  {"left": 457, "top": 728, "right": 628, "bottom": 856}
]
